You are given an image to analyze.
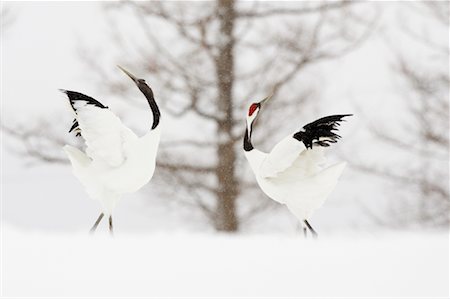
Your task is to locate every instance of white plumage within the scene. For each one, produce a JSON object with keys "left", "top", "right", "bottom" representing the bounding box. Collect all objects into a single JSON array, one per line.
[
  {"left": 63, "top": 108, "right": 160, "bottom": 214},
  {"left": 62, "top": 66, "right": 161, "bottom": 233},
  {"left": 243, "top": 96, "right": 350, "bottom": 236}
]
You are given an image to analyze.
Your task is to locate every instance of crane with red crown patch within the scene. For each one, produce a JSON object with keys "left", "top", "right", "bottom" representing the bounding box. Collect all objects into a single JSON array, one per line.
[{"left": 243, "top": 94, "right": 351, "bottom": 237}]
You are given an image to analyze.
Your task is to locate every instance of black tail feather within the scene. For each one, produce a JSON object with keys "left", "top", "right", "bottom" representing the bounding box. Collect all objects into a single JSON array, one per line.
[
  {"left": 68, "top": 119, "right": 81, "bottom": 137},
  {"left": 293, "top": 114, "right": 352, "bottom": 149},
  {"left": 68, "top": 119, "right": 78, "bottom": 133}
]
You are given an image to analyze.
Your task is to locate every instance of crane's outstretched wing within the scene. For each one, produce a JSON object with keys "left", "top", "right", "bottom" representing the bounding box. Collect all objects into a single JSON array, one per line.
[
  {"left": 62, "top": 90, "right": 108, "bottom": 137},
  {"left": 259, "top": 135, "right": 306, "bottom": 178},
  {"left": 284, "top": 161, "right": 347, "bottom": 220},
  {"left": 259, "top": 114, "right": 351, "bottom": 178},
  {"left": 293, "top": 114, "right": 352, "bottom": 149},
  {"left": 61, "top": 90, "right": 137, "bottom": 167}
]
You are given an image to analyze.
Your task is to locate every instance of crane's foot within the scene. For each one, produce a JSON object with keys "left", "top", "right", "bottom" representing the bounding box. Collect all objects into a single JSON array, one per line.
[
  {"left": 304, "top": 220, "right": 318, "bottom": 239},
  {"left": 109, "top": 216, "right": 113, "bottom": 236},
  {"left": 89, "top": 213, "right": 104, "bottom": 233}
]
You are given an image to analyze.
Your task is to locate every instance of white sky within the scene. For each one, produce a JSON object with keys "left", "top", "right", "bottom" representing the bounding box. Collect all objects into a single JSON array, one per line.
[{"left": 3, "top": 2, "right": 109, "bottom": 118}]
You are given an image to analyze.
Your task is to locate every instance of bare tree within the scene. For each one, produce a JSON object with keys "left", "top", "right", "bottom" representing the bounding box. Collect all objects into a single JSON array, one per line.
[
  {"left": 3, "top": 1, "right": 376, "bottom": 232},
  {"left": 355, "top": 2, "right": 449, "bottom": 228}
]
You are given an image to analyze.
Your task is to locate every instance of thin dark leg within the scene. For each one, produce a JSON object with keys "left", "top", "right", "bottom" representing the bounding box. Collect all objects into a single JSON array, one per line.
[
  {"left": 109, "top": 216, "right": 113, "bottom": 235},
  {"left": 90, "top": 213, "right": 104, "bottom": 233},
  {"left": 303, "top": 226, "right": 308, "bottom": 238},
  {"left": 304, "top": 220, "right": 318, "bottom": 238}
]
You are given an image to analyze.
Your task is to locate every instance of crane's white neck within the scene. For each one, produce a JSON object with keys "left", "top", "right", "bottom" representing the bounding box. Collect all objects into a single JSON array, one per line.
[
  {"left": 244, "top": 108, "right": 260, "bottom": 152},
  {"left": 246, "top": 109, "right": 259, "bottom": 133},
  {"left": 244, "top": 148, "right": 266, "bottom": 173}
]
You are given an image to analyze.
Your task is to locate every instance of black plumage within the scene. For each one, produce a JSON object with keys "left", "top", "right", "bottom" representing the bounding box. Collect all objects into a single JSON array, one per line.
[
  {"left": 135, "top": 81, "right": 160, "bottom": 130},
  {"left": 293, "top": 114, "right": 352, "bottom": 149},
  {"left": 61, "top": 90, "right": 108, "bottom": 111},
  {"left": 60, "top": 89, "right": 108, "bottom": 137},
  {"left": 243, "top": 126, "right": 254, "bottom": 152},
  {"left": 68, "top": 119, "right": 81, "bottom": 137}
]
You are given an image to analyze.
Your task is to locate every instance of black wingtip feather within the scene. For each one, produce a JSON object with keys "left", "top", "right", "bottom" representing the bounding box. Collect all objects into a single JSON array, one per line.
[
  {"left": 293, "top": 114, "right": 352, "bottom": 149},
  {"left": 61, "top": 90, "right": 107, "bottom": 137}
]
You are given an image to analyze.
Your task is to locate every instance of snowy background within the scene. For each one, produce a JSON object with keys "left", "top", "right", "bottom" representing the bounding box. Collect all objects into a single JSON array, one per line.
[{"left": 1, "top": 1, "right": 449, "bottom": 297}]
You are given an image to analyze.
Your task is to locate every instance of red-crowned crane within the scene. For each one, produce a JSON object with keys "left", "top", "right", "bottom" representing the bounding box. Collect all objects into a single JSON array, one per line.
[
  {"left": 243, "top": 95, "right": 351, "bottom": 237},
  {"left": 62, "top": 66, "right": 161, "bottom": 234}
]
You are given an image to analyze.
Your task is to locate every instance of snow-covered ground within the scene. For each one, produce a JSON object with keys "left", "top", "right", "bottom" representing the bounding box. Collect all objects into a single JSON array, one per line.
[{"left": 2, "top": 226, "right": 448, "bottom": 297}]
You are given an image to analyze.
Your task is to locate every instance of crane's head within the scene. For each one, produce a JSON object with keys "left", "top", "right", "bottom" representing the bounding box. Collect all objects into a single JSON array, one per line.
[
  {"left": 117, "top": 65, "right": 153, "bottom": 96},
  {"left": 246, "top": 94, "right": 271, "bottom": 128}
]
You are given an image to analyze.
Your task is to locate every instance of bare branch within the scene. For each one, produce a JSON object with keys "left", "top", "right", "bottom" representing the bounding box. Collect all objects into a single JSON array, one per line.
[
  {"left": 2, "top": 122, "right": 71, "bottom": 165},
  {"left": 240, "top": 197, "right": 277, "bottom": 223},
  {"left": 159, "top": 139, "right": 215, "bottom": 149},
  {"left": 368, "top": 126, "right": 448, "bottom": 161},
  {"left": 157, "top": 161, "right": 215, "bottom": 174},
  {"left": 237, "top": 1, "right": 360, "bottom": 18}
]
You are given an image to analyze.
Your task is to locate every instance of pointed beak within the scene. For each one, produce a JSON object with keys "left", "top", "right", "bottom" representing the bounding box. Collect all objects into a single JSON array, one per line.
[
  {"left": 117, "top": 65, "right": 139, "bottom": 84},
  {"left": 259, "top": 93, "right": 273, "bottom": 105}
]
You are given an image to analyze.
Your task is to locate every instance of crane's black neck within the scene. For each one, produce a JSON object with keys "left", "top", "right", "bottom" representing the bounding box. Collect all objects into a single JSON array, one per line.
[
  {"left": 243, "top": 122, "right": 254, "bottom": 151},
  {"left": 138, "top": 83, "right": 160, "bottom": 130}
]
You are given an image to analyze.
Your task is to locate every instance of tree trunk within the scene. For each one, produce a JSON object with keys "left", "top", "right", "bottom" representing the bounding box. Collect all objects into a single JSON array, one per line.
[{"left": 214, "top": 0, "right": 238, "bottom": 232}]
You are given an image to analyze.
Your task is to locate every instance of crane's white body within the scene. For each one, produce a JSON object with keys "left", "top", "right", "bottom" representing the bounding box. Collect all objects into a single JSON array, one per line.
[
  {"left": 245, "top": 136, "right": 345, "bottom": 220},
  {"left": 64, "top": 105, "right": 161, "bottom": 215},
  {"left": 244, "top": 104, "right": 346, "bottom": 221}
]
